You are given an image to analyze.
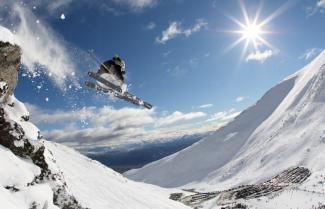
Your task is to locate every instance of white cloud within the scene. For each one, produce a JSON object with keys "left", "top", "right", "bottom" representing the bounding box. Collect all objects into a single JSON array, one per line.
[
  {"left": 166, "top": 65, "right": 188, "bottom": 77},
  {"left": 307, "top": 0, "right": 325, "bottom": 16},
  {"left": 112, "top": 0, "right": 158, "bottom": 11},
  {"left": 156, "top": 111, "right": 206, "bottom": 127},
  {"left": 27, "top": 104, "right": 154, "bottom": 128},
  {"left": 28, "top": 104, "right": 207, "bottom": 128},
  {"left": 236, "top": 96, "right": 247, "bottom": 102},
  {"left": 156, "top": 21, "right": 182, "bottom": 44},
  {"left": 317, "top": 0, "right": 325, "bottom": 8},
  {"left": 47, "top": 0, "right": 74, "bottom": 13},
  {"left": 206, "top": 109, "right": 240, "bottom": 123},
  {"left": 198, "top": 104, "right": 213, "bottom": 109},
  {"left": 17, "top": 0, "right": 157, "bottom": 16},
  {"left": 27, "top": 104, "right": 212, "bottom": 148},
  {"left": 156, "top": 19, "right": 207, "bottom": 44},
  {"left": 3, "top": 4, "right": 78, "bottom": 88},
  {"left": 163, "top": 51, "right": 172, "bottom": 57},
  {"left": 183, "top": 19, "right": 208, "bottom": 37},
  {"left": 299, "top": 48, "right": 322, "bottom": 60},
  {"left": 246, "top": 50, "right": 274, "bottom": 63},
  {"left": 146, "top": 21, "right": 156, "bottom": 30}
]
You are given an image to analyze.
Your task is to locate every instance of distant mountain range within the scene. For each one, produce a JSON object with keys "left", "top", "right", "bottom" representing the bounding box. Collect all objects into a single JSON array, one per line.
[{"left": 86, "top": 132, "right": 212, "bottom": 173}]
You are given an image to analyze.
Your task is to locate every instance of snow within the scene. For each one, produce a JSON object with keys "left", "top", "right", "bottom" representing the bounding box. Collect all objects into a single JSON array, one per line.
[
  {"left": 0, "top": 146, "right": 40, "bottom": 187},
  {"left": 0, "top": 25, "right": 17, "bottom": 44},
  {"left": 13, "top": 184, "right": 60, "bottom": 209},
  {"left": 0, "top": 81, "right": 8, "bottom": 103},
  {"left": 4, "top": 95, "right": 40, "bottom": 141},
  {"left": 0, "top": 186, "right": 25, "bottom": 209},
  {"left": 45, "top": 141, "right": 189, "bottom": 209},
  {"left": 126, "top": 50, "right": 325, "bottom": 208}
]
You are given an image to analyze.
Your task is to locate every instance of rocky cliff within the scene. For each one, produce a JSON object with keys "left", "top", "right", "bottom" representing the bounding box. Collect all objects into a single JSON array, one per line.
[{"left": 0, "top": 41, "right": 20, "bottom": 103}]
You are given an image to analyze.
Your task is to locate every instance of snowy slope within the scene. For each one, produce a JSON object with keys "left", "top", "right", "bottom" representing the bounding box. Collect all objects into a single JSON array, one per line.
[
  {"left": 126, "top": 50, "right": 325, "bottom": 192},
  {"left": 0, "top": 95, "right": 189, "bottom": 209},
  {"left": 45, "top": 141, "right": 189, "bottom": 209}
]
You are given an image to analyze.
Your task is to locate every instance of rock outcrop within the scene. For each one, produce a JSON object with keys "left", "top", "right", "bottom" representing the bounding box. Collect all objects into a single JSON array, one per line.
[{"left": 0, "top": 41, "right": 20, "bottom": 103}]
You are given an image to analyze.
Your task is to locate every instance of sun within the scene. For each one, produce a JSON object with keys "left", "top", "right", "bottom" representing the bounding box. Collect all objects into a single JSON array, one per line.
[
  {"left": 241, "top": 23, "right": 262, "bottom": 41},
  {"left": 224, "top": 0, "right": 287, "bottom": 56},
  {"left": 235, "top": 19, "right": 268, "bottom": 51}
]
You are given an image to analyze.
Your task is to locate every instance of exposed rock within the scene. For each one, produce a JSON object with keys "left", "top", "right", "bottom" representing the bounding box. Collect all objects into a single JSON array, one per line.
[
  {"left": 170, "top": 167, "right": 311, "bottom": 208},
  {"left": 311, "top": 203, "right": 325, "bottom": 209},
  {"left": 0, "top": 41, "right": 21, "bottom": 103}
]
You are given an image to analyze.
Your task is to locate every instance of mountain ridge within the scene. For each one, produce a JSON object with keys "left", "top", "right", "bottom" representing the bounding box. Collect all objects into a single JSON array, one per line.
[{"left": 126, "top": 50, "right": 325, "bottom": 191}]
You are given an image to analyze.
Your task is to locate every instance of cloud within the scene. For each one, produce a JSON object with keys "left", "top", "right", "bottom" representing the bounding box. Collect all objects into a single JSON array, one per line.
[
  {"left": 236, "top": 96, "right": 247, "bottom": 102},
  {"left": 27, "top": 104, "right": 207, "bottom": 128},
  {"left": 156, "top": 21, "right": 182, "bottom": 44},
  {"left": 27, "top": 104, "right": 154, "bottom": 128},
  {"left": 156, "top": 19, "right": 207, "bottom": 44},
  {"left": 183, "top": 19, "right": 208, "bottom": 37},
  {"left": 163, "top": 51, "right": 172, "bottom": 57},
  {"left": 44, "top": 126, "right": 146, "bottom": 145},
  {"left": 13, "top": 0, "right": 157, "bottom": 17},
  {"left": 156, "top": 111, "right": 206, "bottom": 127},
  {"left": 307, "top": 0, "right": 325, "bottom": 16},
  {"left": 112, "top": 0, "right": 158, "bottom": 11},
  {"left": 318, "top": 0, "right": 325, "bottom": 8},
  {"left": 206, "top": 109, "right": 240, "bottom": 123},
  {"left": 246, "top": 50, "right": 273, "bottom": 63},
  {"left": 47, "top": 0, "right": 74, "bottom": 13},
  {"left": 198, "top": 104, "right": 214, "bottom": 109},
  {"left": 166, "top": 65, "right": 188, "bottom": 77},
  {"left": 299, "top": 48, "right": 322, "bottom": 60},
  {"left": 146, "top": 21, "right": 156, "bottom": 30},
  {"left": 27, "top": 104, "right": 213, "bottom": 149}
]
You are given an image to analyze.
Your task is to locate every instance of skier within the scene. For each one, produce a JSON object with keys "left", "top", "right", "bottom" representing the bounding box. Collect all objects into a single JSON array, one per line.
[
  {"left": 98, "top": 54, "right": 126, "bottom": 84},
  {"left": 86, "top": 51, "right": 153, "bottom": 109}
]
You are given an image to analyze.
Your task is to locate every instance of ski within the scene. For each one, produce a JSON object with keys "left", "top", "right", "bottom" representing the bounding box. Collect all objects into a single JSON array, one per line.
[
  {"left": 88, "top": 71, "right": 123, "bottom": 93},
  {"left": 85, "top": 76, "right": 153, "bottom": 109}
]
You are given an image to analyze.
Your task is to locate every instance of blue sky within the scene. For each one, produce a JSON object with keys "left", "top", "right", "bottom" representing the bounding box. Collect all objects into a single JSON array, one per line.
[{"left": 1, "top": 0, "right": 325, "bottom": 151}]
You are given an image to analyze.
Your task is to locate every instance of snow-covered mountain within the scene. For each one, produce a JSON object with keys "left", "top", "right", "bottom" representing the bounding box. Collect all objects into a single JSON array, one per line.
[
  {"left": 0, "top": 26, "right": 189, "bottom": 209},
  {"left": 126, "top": 50, "right": 325, "bottom": 207}
]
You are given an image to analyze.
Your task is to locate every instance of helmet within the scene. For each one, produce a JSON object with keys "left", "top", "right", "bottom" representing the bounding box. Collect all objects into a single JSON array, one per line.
[{"left": 114, "top": 54, "right": 120, "bottom": 59}]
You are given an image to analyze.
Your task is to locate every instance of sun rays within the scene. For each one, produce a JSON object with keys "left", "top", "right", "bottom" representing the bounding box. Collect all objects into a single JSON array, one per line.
[{"left": 226, "top": 0, "right": 293, "bottom": 60}]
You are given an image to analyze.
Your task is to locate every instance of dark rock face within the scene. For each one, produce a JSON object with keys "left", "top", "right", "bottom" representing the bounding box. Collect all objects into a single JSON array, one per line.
[
  {"left": 0, "top": 41, "right": 88, "bottom": 209},
  {"left": 0, "top": 41, "right": 21, "bottom": 103}
]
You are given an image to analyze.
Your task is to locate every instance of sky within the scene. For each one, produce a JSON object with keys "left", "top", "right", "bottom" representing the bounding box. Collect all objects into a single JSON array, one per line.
[{"left": 0, "top": 0, "right": 325, "bottom": 152}]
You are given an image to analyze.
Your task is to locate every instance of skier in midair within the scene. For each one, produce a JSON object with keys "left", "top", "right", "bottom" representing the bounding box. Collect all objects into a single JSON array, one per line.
[
  {"left": 98, "top": 54, "right": 126, "bottom": 84},
  {"left": 86, "top": 51, "right": 153, "bottom": 109}
]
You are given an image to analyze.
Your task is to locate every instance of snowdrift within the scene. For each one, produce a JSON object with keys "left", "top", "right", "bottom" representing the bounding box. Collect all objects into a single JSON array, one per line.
[{"left": 126, "top": 50, "right": 325, "bottom": 192}]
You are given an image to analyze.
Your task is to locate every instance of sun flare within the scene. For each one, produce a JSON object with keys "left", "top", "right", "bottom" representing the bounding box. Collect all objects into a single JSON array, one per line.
[
  {"left": 225, "top": 0, "right": 287, "bottom": 57},
  {"left": 242, "top": 23, "right": 262, "bottom": 41}
]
